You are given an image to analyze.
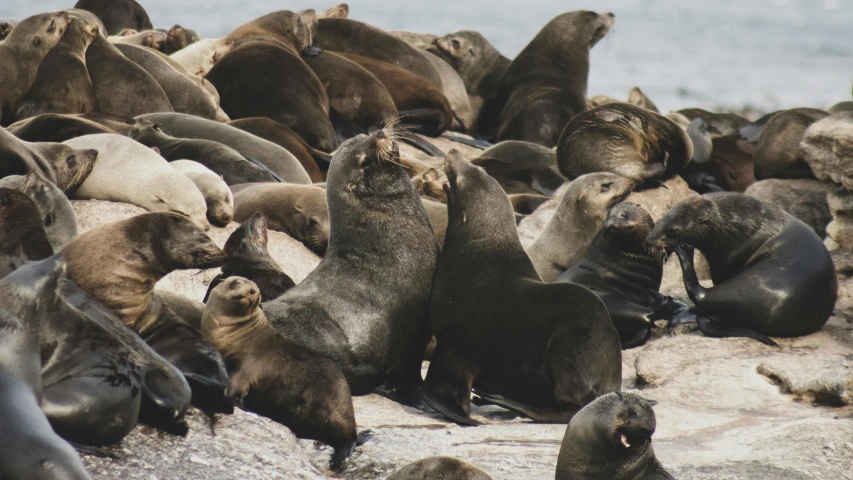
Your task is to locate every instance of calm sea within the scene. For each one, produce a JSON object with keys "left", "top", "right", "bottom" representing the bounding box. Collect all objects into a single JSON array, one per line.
[{"left": 4, "top": 0, "right": 851, "bottom": 113}]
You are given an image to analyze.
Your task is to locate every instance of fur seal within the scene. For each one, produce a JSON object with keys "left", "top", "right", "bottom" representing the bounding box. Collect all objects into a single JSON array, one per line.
[
  {"left": 557, "top": 103, "right": 694, "bottom": 186},
  {"left": 319, "top": 4, "right": 350, "bottom": 19},
  {"left": 8, "top": 113, "right": 117, "bottom": 142},
  {"left": 138, "top": 112, "right": 311, "bottom": 184},
  {"left": 64, "top": 133, "right": 211, "bottom": 231},
  {"left": 226, "top": 9, "right": 315, "bottom": 55},
  {"left": 203, "top": 276, "right": 369, "bottom": 469},
  {"left": 263, "top": 129, "right": 438, "bottom": 396},
  {"left": 74, "top": 0, "right": 153, "bottom": 35},
  {"left": 509, "top": 193, "right": 549, "bottom": 215},
  {"left": 489, "top": 11, "right": 614, "bottom": 146},
  {"left": 0, "top": 19, "right": 16, "bottom": 41},
  {"left": 423, "top": 150, "right": 621, "bottom": 425},
  {"left": 474, "top": 140, "right": 563, "bottom": 195},
  {"left": 527, "top": 173, "right": 634, "bottom": 282},
  {"left": 169, "top": 38, "right": 235, "bottom": 77},
  {"left": 14, "top": 17, "right": 99, "bottom": 121},
  {"left": 556, "top": 392, "right": 674, "bottom": 480},
  {"left": 314, "top": 18, "right": 442, "bottom": 86},
  {"left": 115, "top": 43, "right": 229, "bottom": 122},
  {"left": 422, "top": 50, "right": 475, "bottom": 132},
  {"left": 754, "top": 108, "right": 829, "bottom": 180},
  {"left": 227, "top": 117, "right": 327, "bottom": 182},
  {"left": 678, "top": 108, "right": 750, "bottom": 136},
  {"left": 558, "top": 203, "right": 690, "bottom": 349},
  {"left": 232, "top": 183, "right": 329, "bottom": 256},
  {"left": 646, "top": 193, "right": 837, "bottom": 344},
  {"left": 0, "top": 187, "right": 53, "bottom": 277},
  {"left": 0, "top": 257, "right": 93, "bottom": 480},
  {"left": 62, "top": 212, "right": 232, "bottom": 413},
  {"left": 421, "top": 197, "right": 449, "bottom": 246},
  {"left": 0, "top": 172, "right": 79, "bottom": 251},
  {"left": 0, "top": 127, "right": 98, "bottom": 193},
  {"left": 589, "top": 87, "right": 660, "bottom": 113},
  {"left": 203, "top": 213, "right": 295, "bottom": 303},
  {"left": 85, "top": 34, "right": 175, "bottom": 117},
  {"left": 388, "top": 457, "right": 494, "bottom": 480},
  {"left": 171, "top": 160, "right": 234, "bottom": 228},
  {"left": 745, "top": 179, "right": 833, "bottom": 238},
  {"left": 0, "top": 11, "right": 70, "bottom": 125}
]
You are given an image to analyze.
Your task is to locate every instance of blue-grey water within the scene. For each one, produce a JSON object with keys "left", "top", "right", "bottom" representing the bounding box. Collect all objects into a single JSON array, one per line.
[{"left": 4, "top": 0, "right": 852, "bottom": 113}]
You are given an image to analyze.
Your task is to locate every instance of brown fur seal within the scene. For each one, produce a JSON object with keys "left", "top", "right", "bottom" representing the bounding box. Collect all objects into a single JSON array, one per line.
[
  {"left": 558, "top": 203, "right": 690, "bottom": 349},
  {"left": 475, "top": 140, "right": 562, "bottom": 195},
  {"left": 227, "top": 117, "right": 327, "bottom": 182},
  {"left": 556, "top": 392, "right": 674, "bottom": 480},
  {"left": 232, "top": 183, "right": 329, "bottom": 256},
  {"left": 0, "top": 188, "right": 53, "bottom": 277},
  {"left": 14, "top": 18, "right": 99, "bottom": 122},
  {"left": 647, "top": 193, "right": 837, "bottom": 345},
  {"left": 203, "top": 276, "right": 370, "bottom": 469},
  {"left": 527, "top": 173, "right": 634, "bottom": 282},
  {"left": 678, "top": 108, "right": 750, "bottom": 136},
  {"left": 9, "top": 113, "right": 117, "bottom": 142},
  {"left": 74, "top": 0, "right": 152, "bottom": 35},
  {"left": 422, "top": 50, "right": 475, "bottom": 132},
  {"left": 0, "top": 19, "right": 16, "bottom": 41},
  {"left": 62, "top": 212, "right": 233, "bottom": 412},
  {"left": 128, "top": 119, "right": 287, "bottom": 185},
  {"left": 203, "top": 213, "right": 295, "bottom": 303},
  {"left": 169, "top": 38, "right": 236, "bottom": 77},
  {"left": 0, "top": 12, "right": 70, "bottom": 125},
  {"left": 171, "top": 160, "right": 234, "bottom": 228},
  {"left": 319, "top": 4, "right": 349, "bottom": 19},
  {"left": 589, "top": 87, "right": 660, "bottom": 113},
  {"left": 0, "top": 172, "right": 79, "bottom": 251},
  {"left": 85, "top": 35, "right": 175, "bottom": 117},
  {"left": 206, "top": 40, "right": 338, "bottom": 152},
  {"left": 412, "top": 167, "right": 448, "bottom": 204},
  {"left": 557, "top": 103, "right": 694, "bottom": 186},
  {"left": 754, "top": 108, "right": 829, "bottom": 180},
  {"left": 226, "top": 10, "right": 316, "bottom": 55},
  {"left": 388, "top": 457, "right": 493, "bottom": 480},
  {"left": 744, "top": 179, "right": 833, "bottom": 238},
  {"left": 137, "top": 113, "right": 311, "bottom": 184},
  {"left": 489, "top": 11, "right": 614, "bottom": 146},
  {"left": 0, "top": 127, "right": 98, "bottom": 193},
  {"left": 314, "top": 18, "right": 442, "bottom": 86},
  {"left": 423, "top": 150, "right": 621, "bottom": 424},
  {"left": 263, "top": 129, "right": 438, "bottom": 397},
  {"left": 509, "top": 193, "right": 549, "bottom": 215},
  {"left": 421, "top": 197, "right": 449, "bottom": 246}
]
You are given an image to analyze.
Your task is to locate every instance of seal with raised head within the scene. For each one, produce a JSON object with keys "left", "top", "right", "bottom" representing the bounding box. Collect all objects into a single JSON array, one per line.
[
  {"left": 388, "top": 457, "right": 494, "bottom": 480},
  {"left": 556, "top": 392, "right": 674, "bottom": 480},
  {"left": 203, "top": 276, "right": 370, "bottom": 470},
  {"left": 527, "top": 173, "right": 634, "bottom": 282},
  {"left": 557, "top": 103, "right": 694, "bottom": 186},
  {"left": 171, "top": 160, "right": 234, "bottom": 228},
  {"left": 0, "top": 11, "right": 70, "bottom": 125},
  {"left": 9, "top": 113, "right": 118, "bottom": 142},
  {"left": 62, "top": 212, "right": 233, "bottom": 413},
  {"left": 14, "top": 17, "right": 99, "bottom": 121},
  {"left": 74, "top": 0, "right": 152, "bottom": 35},
  {"left": 646, "top": 193, "right": 837, "bottom": 345},
  {"left": 558, "top": 203, "right": 690, "bottom": 349},
  {"left": 0, "top": 187, "right": 53, "bottom": 277},
  {"left": 754, "top": 107, "right": 829, "bottom": 180},
  {"left": 489, "top": 11, "right": 614, "bottom": 146},
  {"left": 64, "top": 133, "right": 211, "bottom": 231},
  {"left": 262, "top": 129, "right": 439, "bottom": 397},
  {"left": 138, "top": 113, "right": 311, "bottom": 184},
  {"left": 0, "top": 172, "right": 79, "bottom": 251},
  {"left": 204, "top": 213, "right": 295, "bottom": 303},
  {"left": 169, "top": 38, "right": 235, "bottom": 77},
  {"left": 232, "top": 183, "right": 330, "bottom": 256},
  {"left": 422, "top": 150, "right": 621, "bottom": 425}
]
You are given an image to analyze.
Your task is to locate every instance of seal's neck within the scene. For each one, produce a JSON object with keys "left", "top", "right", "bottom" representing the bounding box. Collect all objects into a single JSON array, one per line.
[{"left": 204, "top": 311, "right": 270, "bottom": 359}]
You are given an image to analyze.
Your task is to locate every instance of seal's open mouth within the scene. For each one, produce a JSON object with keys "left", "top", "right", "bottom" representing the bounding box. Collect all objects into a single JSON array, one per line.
[{"left": 620, "top": 433, "right": 631, "bottom": 448}]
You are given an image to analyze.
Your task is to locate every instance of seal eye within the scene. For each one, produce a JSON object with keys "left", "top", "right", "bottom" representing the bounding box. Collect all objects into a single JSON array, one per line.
[
  {"left": 665, "top": 226, "right": 680, "bottom": 238},
  {"left": 47, "top": 21, "right": 55, "bottom": 33},
  {"left": 451, "top": 39, "right": 460, "bottom": 49},
  {"left": 44, "top": 213, "right": 55, "bottom": 226},
  {"left": 619, "top": 212, "right": 628, "bottom": 219},
  {"left": 600, "top": 182, "right": 613, "bottom": 193}
]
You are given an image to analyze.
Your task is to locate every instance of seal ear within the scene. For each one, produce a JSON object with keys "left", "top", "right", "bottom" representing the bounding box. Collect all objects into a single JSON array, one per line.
[
  {"left": 32, "top": 35, "right": 42, "bottom": 46},
  {"left": 153, "top": 195, "right": 167, "bottom": 204},
  {"left": 293, "top": 206, "right": 304, "bottom": 214}
]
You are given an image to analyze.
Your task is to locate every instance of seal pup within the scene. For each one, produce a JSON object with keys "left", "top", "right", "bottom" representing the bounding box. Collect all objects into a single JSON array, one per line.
[
  {"left": 227, "top": 117, "right": 328, "bottom": 182},
  {"left": 263, "top": 129, "right": 439, "bottom": 396},
  {"left": 754, "top": 108, "right": 828, "bottom": 180},
  {"left": 64, "top": 133, "right": 211, "bottom": 231},
  {"left": 62, "top": 212, "right": 232, "bottom": 413},
  {"left": 138, "top": 113, "right": 311, "bottom": 184},
  {"left": 0, "top": 172, "right": 79, "bottom": 251},
  {"left": 0, "top": 11, "right": 70, "bottom": 125},
  {"left": 203, "top": 277, "right": 370, "bottom": 469},
  {"left": 647, "top": 193, "right": 837, "bottom": 344},
  {"left": 0, "top": 19, "right": 16, "bottom": 40},
  {"left": 171, "top": 160, "right": 234, "bottom": 228},
  {"left": 73, "top": 0, "right": 152, "bottom": 35},
  {"left": 204, "top": 213, "right": 295, "bottom": 303},
  {"left": 232, "top": 183, "right": 329, "bottom": 256},
  {"left": 14, "top": 17, "right": 99, "bottom": 121},
  {"left": 556, "top": 392, "right": 674, "bottom": 480},
  {"left": 489, "top": 11, "right": 614, "bottom": 146},
  {"left": 557, "top": 103, "right": 694, "bottom": 186},
  {"left": 8, "top": 113, "right": 118, "bottom": 142},
  {"left": 558, "top": 203, "right": 690, "bottom": 349},
  {"left": 527, "top": 173, "right": 634, "bottom": 282},
  {"left": 0, "top": 188, "right": 53, "bottom": 278},
  {"left": 423, "top": 150, "right": 621, "bottom": 425},
  {"left": 388, "top": 457, "right": 494, "bottom": 480}
]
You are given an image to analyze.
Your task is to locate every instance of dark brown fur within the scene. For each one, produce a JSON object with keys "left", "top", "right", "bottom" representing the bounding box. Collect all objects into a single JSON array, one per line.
[
  {"left": 74, "top": 0, "right": 152, "bottom": 35},
  {"left": 227, "top": 117, "right": 326, "bottom": 182}
]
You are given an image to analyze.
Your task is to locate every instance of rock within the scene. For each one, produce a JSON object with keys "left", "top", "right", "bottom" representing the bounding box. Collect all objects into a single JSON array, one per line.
[
  {"left": 825, "top": 189, "right": 853, "bottom": 250},
  {"left": 801, "top": 112, "right": 853, "bottom": 189},
  {"left": 757, "top": 355, "right": 853, "bottom": 407},
  {"left": 830, "top": 249, "right": 853, "bottom": 325},
  {"left": 745, "top": 179, "right": 834, "bottom": 238}
]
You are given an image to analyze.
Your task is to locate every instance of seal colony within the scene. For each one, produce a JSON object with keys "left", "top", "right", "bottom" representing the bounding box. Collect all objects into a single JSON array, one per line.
[{"left": 0, "top": 1, "right": 847, "bottom": 479}]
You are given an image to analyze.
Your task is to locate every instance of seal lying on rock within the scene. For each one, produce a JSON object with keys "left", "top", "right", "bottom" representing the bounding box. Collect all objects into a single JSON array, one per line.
[
  {"left": 203, "top": 277, "right": 370, "bottom": 470},
  {"left": 423, "top": 150, "right": 621, "bottom": 425},
  {"left": 647, "top": 193, "right": 837, "bottom": 345},
  {"left": 556, "top": 392, "right": 674, "bottom": 480},
  {"left": 170, "top": 160, "right": 234, "bottom": 228},
  {"left": 387, "top": 456, "right": 494, "bottom": 480},
  {"left": 559, "top": 203, "right": 690, "bottom": 349}
]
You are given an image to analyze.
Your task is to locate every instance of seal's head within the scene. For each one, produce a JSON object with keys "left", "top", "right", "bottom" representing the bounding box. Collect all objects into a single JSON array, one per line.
[
  {"left": 223, "top": 212, "right": 269, "bottom": 260},
  {"left": 327, "top": 127, "right": 409, "bottom": 203},
  {"left": 125, "top": 212, "right": 225, "bottom": 271},
  {"left": 566, "top": 172, "right": 633, "bottom": 216},
  {"left": 207, "top": 276, "right": 261, "bottom": 320},
  {"left": 564, "top": 392, "right": 656, "bottom": 459},
  {"left": 645, "top": 196, "right": 715, "bottom": 249},
  {"left": 604, "top": 202, "right": 654, "bottom": 241}
]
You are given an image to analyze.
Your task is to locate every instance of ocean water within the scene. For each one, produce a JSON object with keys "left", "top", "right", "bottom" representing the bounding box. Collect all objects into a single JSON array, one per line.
[{"left": 4, "top": 0, "right": 851, "bottom": 113}]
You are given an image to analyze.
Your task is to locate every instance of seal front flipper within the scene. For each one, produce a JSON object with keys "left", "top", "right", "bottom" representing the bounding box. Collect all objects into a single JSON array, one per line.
[
  {"left": 472, "top": 390, "right": 579, "bottom": 424},
  {"left": 672, "top": 245, "right": 708, "bottom": 303},
  {"left": 330, "top": 430, "right": 374, "bottom": 471},
  {"left": 696, "top": 316, "right": 779, "bottom": 347},
  {"left": 421, "top": 344, "right": 481, "bottom": 426},
  {"left": 396, "top": 130, "right": 445, "bottom": 157}
]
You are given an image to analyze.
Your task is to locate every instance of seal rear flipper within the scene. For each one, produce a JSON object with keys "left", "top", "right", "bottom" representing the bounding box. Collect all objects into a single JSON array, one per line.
[
  {"left": 696, "top": 316, "right": 779, "bottom": 347},
  {"left": 472, "top": 390, "right": 579, "bottom": 424},
  {"left": 138, "top": 366, "right": 191, "bottom": 436},
  {"left": 398, "top": 108, "right": 449, "bottom": 137},
  {"left": 441, "top": 134, "right": 493, "bottom": 150},
  {"left": 396, "top": 131, "right": 445, "bottom": 157},
  {"left": 244, "top": 156, "right": 284, "bottom": 182},
  {"left": 421, "top": 343, "right": 480, "bottom": 426},
  {"left": 330, "top": 108, "right": 367, "bottom": 142}
]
